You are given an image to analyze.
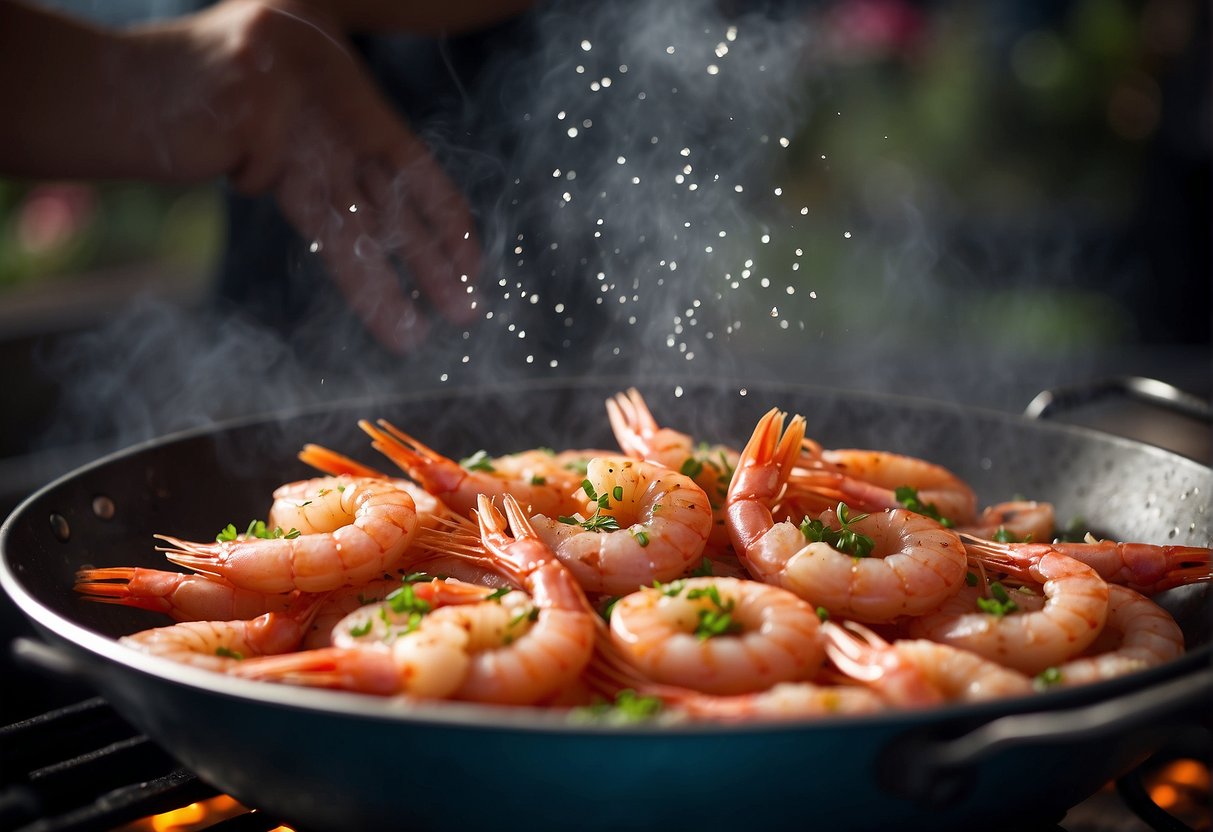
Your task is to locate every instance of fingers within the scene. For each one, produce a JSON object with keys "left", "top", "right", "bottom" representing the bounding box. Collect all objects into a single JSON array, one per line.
[{"left": 277, "top": 147, "right": 430, "bottom": 355}]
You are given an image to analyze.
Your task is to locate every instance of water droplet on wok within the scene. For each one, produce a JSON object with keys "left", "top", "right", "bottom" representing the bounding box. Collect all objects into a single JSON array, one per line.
[
  {"left": 91, "top": 496, "right": 115, "bottom": 520},
  {"left": 50, "top": 513, "right": 70, "bottom": 542}
]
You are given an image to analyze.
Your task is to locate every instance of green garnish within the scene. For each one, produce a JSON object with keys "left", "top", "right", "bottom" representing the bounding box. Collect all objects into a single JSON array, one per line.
[
  {"left": 686, "top": 584, "right": 741, "bottom": 640},
  {"left": 530, "top": 475, "right": 547, "bottom": 486},
  {"left": 630, "top": 527, "right": 650, "bottom": 547},
  {"left": 486, "top": 586, "right": 511, "bottom": 602},
  {"left": 563, "top": 458, "right": 591, "bottom": 476},
  {"left": 816, "top": 606, "right": 830, "bottom": 622},
  {"left": 800, "top": 503, "right": 876, "bottom": 558},
  {"left": 689, "top": 557, "right": 713, "bottom": 577},
  {"left": 993, "top": 526, "right": 1031, "bottom": 543},
  {"left": 385, "top": 583, "right": 432, "bottom": 634},
  {"left": 965, "top": 571, "right": 978, "bottom": 586},
  {"left": 894, "top": 486, "right": 953, "bottom": 527},
  {"left": 402, "top": 572, "right": 432, "bottom": 583},
  {"left": 570, "top": 689, "right": 664, "bottom": 724},
  {"left": 557, "top": 479, "right": 622, "bottom": 533},
  {"left": 680, "top": 457, "right": 704, "bottom": 479},
  {"left": 976, "top": 581, "right": 1019, "bottom": 617},
  {"left": 1034, "top": 667, "right": 1063, "bottom": 690},
  {"left": 655, "top": 578, "right": 687, "bottom": 597},
  {"left": 349, "top": 620, "right": 373, "bottom": 637},
  {"left": 460, "top": 450, "right": 496, "bottom": 472},
  {"left": 215, "top": 646, "right": 244, "bottom": 660},
  {"left": 216, "top": 520, "right": 300, "bottom": 542}
]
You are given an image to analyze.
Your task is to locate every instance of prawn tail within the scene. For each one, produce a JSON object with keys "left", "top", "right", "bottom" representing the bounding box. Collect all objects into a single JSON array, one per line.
[
  {"left": 74, "top": 567, "right": 172, "bottom": 615},
  {"left": 1140, "top": 544, "right": 1211, "bottom": 592},
  {"left": 729, "top": 408, "right": 806, "bottom": 504},
  {"left": 605, "top": 388, "right": 659, "bottom": 457},
  {"left": 359, "top": 419, "right": 464, "bottom": 493},
  {"left": 232, "top": 647, "right": 401, "bottom": 694},
  {"left": 298, "top": 443, "right": 386, "bottom": 479},
  {"left": 156, "top": 535, "right": 226, "bottom": 579}
]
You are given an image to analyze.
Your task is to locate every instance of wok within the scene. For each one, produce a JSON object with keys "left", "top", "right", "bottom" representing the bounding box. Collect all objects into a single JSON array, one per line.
[{"left": 2, "top": 379, "right": 1210, "bottom": 832}]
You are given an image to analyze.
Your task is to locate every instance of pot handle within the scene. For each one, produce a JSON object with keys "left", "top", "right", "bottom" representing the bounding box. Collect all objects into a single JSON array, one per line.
[
  {"left": 876, "top": 667, "right": 1213, "bottom": 807},
  {"left": 1023, "top": 376, "right": 1212, "bottom": 423}
]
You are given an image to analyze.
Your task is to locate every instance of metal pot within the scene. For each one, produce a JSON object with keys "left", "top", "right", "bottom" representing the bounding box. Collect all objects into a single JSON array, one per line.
[{"left": 2, "top": 379, "right": 1209, "bottom": 832}]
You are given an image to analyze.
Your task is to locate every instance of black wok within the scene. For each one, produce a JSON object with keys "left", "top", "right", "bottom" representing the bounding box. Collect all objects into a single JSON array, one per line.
[{"left": 2, "top": 379, "right": 1210, "bottom": 832}]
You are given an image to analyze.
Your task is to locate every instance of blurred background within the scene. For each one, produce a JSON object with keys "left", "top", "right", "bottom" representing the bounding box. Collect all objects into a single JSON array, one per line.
[{"left": 1, "top": 0, "right": 1209, "bottom": 519}]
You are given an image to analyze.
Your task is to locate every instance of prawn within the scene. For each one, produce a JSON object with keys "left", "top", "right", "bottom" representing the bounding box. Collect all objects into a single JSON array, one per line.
[
  {"left": 1009, "top": 537, "right": 1210, "bottom": 595},
  {"left": 358, "top": 419, "right": 586, "bottom": 518},
  {"left": 119, "top": 592, "right": 326, "bottom": 672},
  {"left": 955, "top": 501, "right": 1055, "bottom": 543},
  {"left": 726, "top": 409, "right": 968, "bottom": 622},
  {"left": 606, "top": 388, "right": 740, "bottom": 547},
  {"left": 607, "top": 576, "right": 825, "bottom": 695},
  {"left": 157, "top": 477, "right": 419, "bottom": 594},
  {"left": 1044, "top": 584, "right": 1185, "bottom": 687},
  {"left": 825, "top": 621, "right": 1033, "bottom": 703},
  {"left": 786, "top": 449, "right": 977, "bottom": 527},
  {"left": 529, "top": 456, "right": 714, "bottom": 595},
  {"left": 235, "top": 496, "right": 598, "bottom": 705},
  {"left": 658, "top": 681, "right": 886, "bottom": 722},
  {"left": 75, "top": 567, "right": 293, "bottom": 622},
  {"left": 907, "top": 542, "right": 1109, "bottom": 675}
]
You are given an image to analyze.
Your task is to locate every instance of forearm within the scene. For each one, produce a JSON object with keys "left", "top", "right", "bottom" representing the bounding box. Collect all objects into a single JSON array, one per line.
[{"left": 0, "top": 0, "right": 237, "bottom": 181}]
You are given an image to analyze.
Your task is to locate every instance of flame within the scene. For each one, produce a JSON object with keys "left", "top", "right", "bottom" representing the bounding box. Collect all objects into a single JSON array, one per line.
[
  {"left": 120, "top": 795, "right": 246, "bottom": 832},
  {"left": 1147, "top": 757, "right": 1211, "bottom": 828}
]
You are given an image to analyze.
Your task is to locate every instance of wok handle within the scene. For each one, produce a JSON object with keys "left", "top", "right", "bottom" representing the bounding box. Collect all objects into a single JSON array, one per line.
[
  {"left": 1024, "top": 376, "right": 1212, "bottom": 423},
  {"left": 877, "top": 668, "right": 1213, "bottom": 807}
]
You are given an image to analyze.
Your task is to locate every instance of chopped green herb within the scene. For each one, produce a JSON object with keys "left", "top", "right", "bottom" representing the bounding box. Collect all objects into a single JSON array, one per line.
[
  {"left": 386, "top": 583, "right": 432, "bottom": 617},
  {"left": 486, "top": 586, "right": 511, "bottom": 602},
  {"left": 630, "top": 527, "right": 650, "bottom": 547},
  {"left": 689, "top": 557, "right": 713, "bottom": 577},
  {"left": 893, "top": 486, "right": 953, "bottom": 527},
  {"left": 976, "top": 581, "right": 1019, "bottom": 617},
  {"left": 686, "top": 584, "right": 741, "bottom": 640},
  {"left": 993, "top": 526, "right": 1031, "bottom": 543},
  {"left": 557, "top": 479, "right": 621, "bottom": 533},
  {"left": 216, "top": 523, "right": 239, "bottom": 543},
  {"left": 349, "top": 619, "right": 373, "bottom": 637},
  {"left": 654, "top": 578, "right": 686, "bottom": 597},
  {"left": 816, "top": 606, "right": 830, "bottom": 622},
  {"left": 216, "top": 520, "right": 299, "bottom": 542},
  {"left": 336, "top": 485, "right": 346, "bottom": 492},
  {"left": 317, "top": 488, "right": 330, "bottom": 497},
  {"left": 401, "top": 572, "right": 431, "bottom": 584},
  {"left": 680, "top": 457, "right": 704, "bottom": 479},
  {"left": 965, "top": 571, "right": 978, "bottom": 586},
  {"left": 600, "top": 596, "right": 621, "bottom": 621},
  {"left": 215, "top": 646, "right": 244, "bottom": 660},
  {"left": 799, "top": 503, "right": 876, "bottom": 558},
  {"left": 1034, "top": 667, "right": 1063, "bottom": 691},
  {"left": 570, "top": 689, "right": 664, "bottom": 724},
  {"left": 460, "top": 450, "right": 497, "bottom": 472},
  {"left": 530, "top": 475, "right": 547, "bottom": 486}
]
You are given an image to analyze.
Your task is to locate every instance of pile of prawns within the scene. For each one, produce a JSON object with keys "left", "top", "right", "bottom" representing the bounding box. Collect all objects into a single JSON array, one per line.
[{"left": 75, "top": 389, "right": 1212, "bottom": 722}]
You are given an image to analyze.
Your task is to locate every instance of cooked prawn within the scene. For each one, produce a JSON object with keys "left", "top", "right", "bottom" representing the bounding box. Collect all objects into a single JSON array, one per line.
[
  {"left": 660, "top": 681, "right": 885, "bottom": 722},
  {"left": 75, "top": 567, "right": 293, "bottom": 622},
  {"left": 358, "top": 419, "right": 586, "bottom": 518},
  {"left": 908, "top": 542, "right": 1109, "bottom": 675},
  {"left": 157, "top": 477, "right": 418, "bottom": 593},
  {"left": 607, "top": 576, "right": 825, "bottom": 695},
  {"left": 529, "top": 456, "right": 714, "bottom": 595},
  {"left": 1042, "top": 537, "right": 1209, "bottom": 595},
  {"left": 787, "top": 449, "right": 977, "bottom": 527},
  {"left": 1046, "top": 584, "right": 1185, "bottom": 687},
  {"left": 727, "top": 409, "right": 967, "bottom": 622},
  {"left": 119, "top": 593, "right": 325, "bottom": 672},
  {"left": 825, "top": 621, "right": 1033, "bottom": 703},
  {"left": 607, "top": 388, "right": 740, "bottom": 547},
  {"left": 956, "top": 501, "right": 1055, "bottom": 543},
  {"left": 235, "top": 496, "right": 598, "bottom": 705}
]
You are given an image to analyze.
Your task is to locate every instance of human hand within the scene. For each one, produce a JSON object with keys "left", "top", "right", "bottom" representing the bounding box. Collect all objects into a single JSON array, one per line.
[{"left": 135, "top": 0, "right": 481, "bottom": 352}]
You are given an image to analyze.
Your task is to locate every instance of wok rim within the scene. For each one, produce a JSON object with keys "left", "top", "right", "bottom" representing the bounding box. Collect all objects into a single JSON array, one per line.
[{"left": 2, "top": 377, "right": 1210, "bottom": 737}]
